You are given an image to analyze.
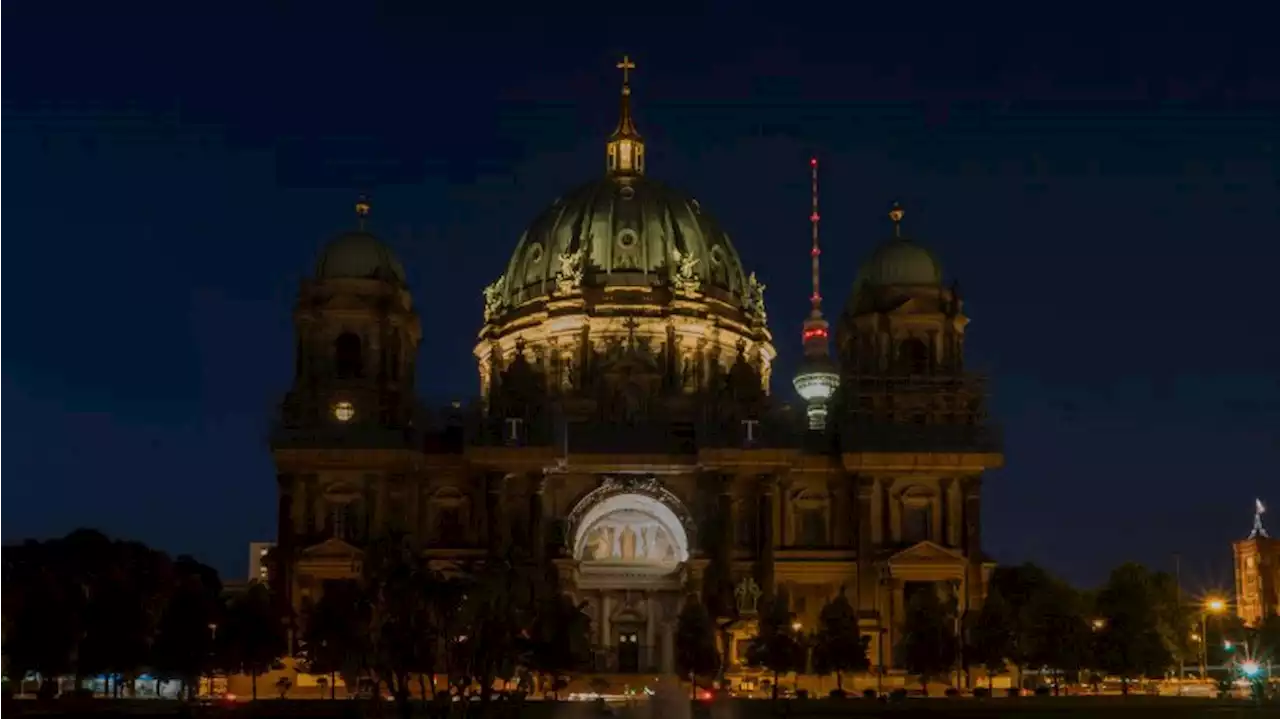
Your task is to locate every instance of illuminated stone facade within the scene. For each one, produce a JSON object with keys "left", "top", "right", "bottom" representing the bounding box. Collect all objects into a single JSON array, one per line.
[
  {"left": 269, "top": 63, "right": 1003, "bottom": 679},
  {"left": 1233, "top": 503, "right": 1279, "bottom": 627}
]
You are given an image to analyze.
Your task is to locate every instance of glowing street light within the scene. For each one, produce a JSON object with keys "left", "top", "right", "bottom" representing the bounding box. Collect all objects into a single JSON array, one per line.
[
  {"left": 1240, "top": 660, "right": 1261, "bottom": 678},
  {"left": 1205, "top": 598, "right": 1227, "bottom": 613}
]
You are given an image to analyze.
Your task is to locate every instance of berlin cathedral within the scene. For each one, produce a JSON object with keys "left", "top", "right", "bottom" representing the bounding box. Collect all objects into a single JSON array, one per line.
[{"left": 269, "top": 58, "right": 1003, "bottom": 678}]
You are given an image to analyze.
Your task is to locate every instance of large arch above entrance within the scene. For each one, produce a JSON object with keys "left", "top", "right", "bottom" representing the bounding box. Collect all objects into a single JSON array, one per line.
[
  {"left": 567, "top": 476, "right": 695, "bottom": 564},
  {"left": 572, "top": 493, "right": 690, "bottom": 563}
]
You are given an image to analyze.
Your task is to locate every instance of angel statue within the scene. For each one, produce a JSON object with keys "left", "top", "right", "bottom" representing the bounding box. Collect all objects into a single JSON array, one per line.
[
  {"left": 671, "top": 246, "right": 701, "bottom": 294},
  {"left": 482, "top": 276, "right": 506, "bottom": 322},
  {"left": 746, "top": 272, "right": 767, "bottom": 322},
  {"left": 555, "top": 247, "right": 585, "bottom": 295}
]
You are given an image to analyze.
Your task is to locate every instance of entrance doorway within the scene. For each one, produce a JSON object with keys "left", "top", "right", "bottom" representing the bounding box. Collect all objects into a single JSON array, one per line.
[{"left": 617, "top": 630, "right": 640, "bottom": 673}]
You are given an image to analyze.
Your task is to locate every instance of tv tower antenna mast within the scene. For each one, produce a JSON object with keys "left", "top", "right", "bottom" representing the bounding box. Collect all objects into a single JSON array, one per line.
[{"left": 792, "top": 157, "right": 840, "bottom": 430}]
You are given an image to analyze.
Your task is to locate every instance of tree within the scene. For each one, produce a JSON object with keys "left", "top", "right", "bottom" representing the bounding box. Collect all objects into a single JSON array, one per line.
[
  {"left": 525, "top": 590, "right": 592, "bottom": 699},
  {"left": 900, "top": 586, "right": 958, "bottom": 695},
  {"left": 810, "top": 589, "right": 869, "bottom": 692},
  {"left": 1024, "top": 579, "right": 1091, "bottom": 693},
  {"left": 1093, "top": 563, "right": 1174, "bottom": 693},
  {"left": 77, "top": 539, "right": 173, "bottom": 698},
  {"left": 297, "top": 579, "right": 365, "bottom": 699},
  {"left": 744, "top": 590, "right": 804, "bottom": 700},
  {"left": 152, "top": 557, "right": 224, "bottom": 699},
  {"left": 965, "top": 585, "right": 1014, "bottom": 688},
  {"left": 219, "top": 581, "right": 287, "bottom": 700},
  {"left": 2, "top": 540, "right": 85, "bottom": 697},
  {"left": 358, "top": 536, "right": 442, "bottom": 718},
  {"left": 986, "top": 563, "right": 1055, "bottom": 689},
  {"left": 674, "top": 596, "right": 720, "bottom": 698}
]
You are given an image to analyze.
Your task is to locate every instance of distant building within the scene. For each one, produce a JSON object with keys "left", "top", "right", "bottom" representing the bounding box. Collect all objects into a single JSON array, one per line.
[
  {"left": 1233, "top": 499, "right": 1279, "bottom": 626},
  {"left": 248, "top": 541, "right": 275, "bottom": 583}
]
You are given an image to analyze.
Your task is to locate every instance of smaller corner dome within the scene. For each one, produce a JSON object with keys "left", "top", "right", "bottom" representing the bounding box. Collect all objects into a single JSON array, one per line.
[
  {"left": 314, "top": 230, "right": 407, "bottom": 285},
  {"left": 855, "top": 238, "right": 942, "bottom": 288}
]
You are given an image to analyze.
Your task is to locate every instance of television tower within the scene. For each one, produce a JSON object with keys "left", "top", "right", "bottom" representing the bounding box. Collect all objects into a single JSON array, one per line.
[{"left": 792, "top": 157, "right": 840, "bottom": 430}]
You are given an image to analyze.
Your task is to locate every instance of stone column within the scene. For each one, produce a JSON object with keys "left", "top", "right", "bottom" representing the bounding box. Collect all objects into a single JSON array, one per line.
[
  {"left": 661, "top": 620, "right": 676, "bottom": 674},
  {"left": 962, "top": 475, "right": 984, "bottom": 610},
  {"left": 645, "top": 593, "right": 657, "bottom": 670},
  {"left": 938, "top": 477, "right": 953, "bottom": 547},
  {"left": 374, "top": 474, "right": 389, "bottom": 536},
  {"left": 758, "top": 476, "right": 777, "bottom": 598},
  {"left": 530, "top": 474, "right": 548, "bottom": 563},
  {"left": 601, "top": 594, "right": 613, "bottom": 666},
  {"left": 855, "top": 477, "right": 877, "bottom": 613},
  {"left": 718, "top": 475, "right": 734, "bottom": 557},
  {"left": 961, "top": 475, "right": 982, "bottom": 556},
  {"left": 715, "top": 473, "right": 734, "bottom": 612},
  {"left": 486, "top": 473, "right": 506, "bottom": 555},
  {"left": 778, "top": 477, "right": 792, "bottom": 547}
]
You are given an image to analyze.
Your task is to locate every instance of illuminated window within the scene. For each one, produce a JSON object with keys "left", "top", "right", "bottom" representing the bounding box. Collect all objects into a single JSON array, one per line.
[
  {"left": 618, "top": 140, "right": 633, "bottom": 170},
  {"left": 333, "top": 401, "right": 355, "bottom": 422}
]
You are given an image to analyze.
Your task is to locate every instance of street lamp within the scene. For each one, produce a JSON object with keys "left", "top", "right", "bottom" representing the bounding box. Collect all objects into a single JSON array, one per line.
[{"left": 1200, "top": 597, "right": 1227, "bottom": 680}]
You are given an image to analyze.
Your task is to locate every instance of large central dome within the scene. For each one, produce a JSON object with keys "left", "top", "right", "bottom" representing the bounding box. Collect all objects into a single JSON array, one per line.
[
  {"left": 474, "top": 57, "right": 775, "bottom": 401},
  {"left": 493, "top": 176, "right": 750, "bottom": 310}
]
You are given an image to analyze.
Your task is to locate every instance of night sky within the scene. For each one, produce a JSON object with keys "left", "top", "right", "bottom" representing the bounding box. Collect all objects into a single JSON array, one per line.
[{"left": 5, "top": 2, "right": 1278, "bottom": 591}]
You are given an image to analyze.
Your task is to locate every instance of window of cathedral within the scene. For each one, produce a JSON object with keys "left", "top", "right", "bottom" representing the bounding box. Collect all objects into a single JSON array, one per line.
[
  {"left": 901, "top": 496, "right": 932, "bottom": 544},
  {"left": 793, "top": 491, "right": 829, "bottom": 547},
  {"left": 430, "top": 488, "right": 468, "bottom": 546},
  {"left": 329, "top": 501, "right": 359, "bottom": 541},
  {"left": 334, "top": 332, "right": 364, "bottom": 379},
  {"left": 798, "top": 509, "right": 827, "bottom": 546},
  {"left": 898, "top": 338, "right": 929, "bottom": 375}
]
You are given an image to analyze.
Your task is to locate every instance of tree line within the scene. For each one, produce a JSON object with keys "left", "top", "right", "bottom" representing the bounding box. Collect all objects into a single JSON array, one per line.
[
  {"left": 3, "top": 529, "right": 596, "bottom": 718},
  {"left": 729, "top": 562, "right": 1280, "bottom": 698},
  {"left": 6, "top": 530, "right": 1278, "bottom": 713}
]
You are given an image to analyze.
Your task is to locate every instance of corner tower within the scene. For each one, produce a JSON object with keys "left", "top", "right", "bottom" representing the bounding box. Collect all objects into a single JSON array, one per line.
[
  {"left": 836, "top": 203, "right": 1003, "bottom": 666},
  {"left": 271, "top": 198, "right": 423, "bottom": 615},
  {"left": 278, "top": 198, "right": 421, "bottom": 431}
]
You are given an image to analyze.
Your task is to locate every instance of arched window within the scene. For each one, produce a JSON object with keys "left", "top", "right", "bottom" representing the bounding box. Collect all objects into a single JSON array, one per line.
[
  {"left": 430, "top": 489, "right": 468, "bottom": 546},
  {"left": 901, "top": 494, "right": 932, "bottom": 544},
  {"left": 898, "top": 338, "right": 929, "bottom": 375},
  {"left": 793, "top": 491, "right": 828, "bottom": 547},
  {"left": 334, "top": 332, "right": 363, "bottom": 379}
]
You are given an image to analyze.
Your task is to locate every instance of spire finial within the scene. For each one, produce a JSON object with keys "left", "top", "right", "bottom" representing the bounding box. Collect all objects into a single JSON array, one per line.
[
  {"left": 889, "top": 201, "right": 904, "bottom": 238},
  {"left": 606, "top": 55, "right": 645, "bottom": 176},
  {"left": 355, "top": 194, "right": 371, "bottom": 231},
  {"left": 1250, "top": 498, "right": 1270, "bottom": 539},
  {"left": 617, "top": 54, "right": 636, "bottom": 89}
]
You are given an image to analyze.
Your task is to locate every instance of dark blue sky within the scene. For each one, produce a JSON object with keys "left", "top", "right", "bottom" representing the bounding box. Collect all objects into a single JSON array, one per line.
[{"left": 4, "top": 2, "right": 1278, "bottom": 590}]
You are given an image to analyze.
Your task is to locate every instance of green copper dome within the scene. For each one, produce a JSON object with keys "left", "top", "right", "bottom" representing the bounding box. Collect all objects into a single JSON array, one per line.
[
  {"left": 494, "top": 176, "right": 751, "bottom": 309},
  {"left": 855, "top": 237, "right": 942, "bottom": 288},
  {"left": 315, "top": 230, "right": 407, "bottom": 285},
  {"left": 845, "top": 204, "right": 944, "bottom": 315}
]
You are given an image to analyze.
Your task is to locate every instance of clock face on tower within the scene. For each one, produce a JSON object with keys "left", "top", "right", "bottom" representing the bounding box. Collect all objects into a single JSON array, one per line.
[{"left": 332, "top": 401, "right": 355, "bottom": 422}]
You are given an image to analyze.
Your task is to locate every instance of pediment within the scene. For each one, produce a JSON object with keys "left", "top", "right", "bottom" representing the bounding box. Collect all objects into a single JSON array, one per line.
[
  {"left": 887, "top": 541, "right": 964, "bottom": 565},
  {"left": 301, "top": 537, "right": 364, "bottom": 558}
]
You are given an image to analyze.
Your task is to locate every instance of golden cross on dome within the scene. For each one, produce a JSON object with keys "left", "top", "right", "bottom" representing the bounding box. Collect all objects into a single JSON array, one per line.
[
  {"left": 617, "top": 55, "right": 636, "bottom": 86},
  {"left": 888, "top": 201, "right": 905, "bottom": 237},
  {"left": 355, "top": 194, "right": 372, "bottom": 230}
]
